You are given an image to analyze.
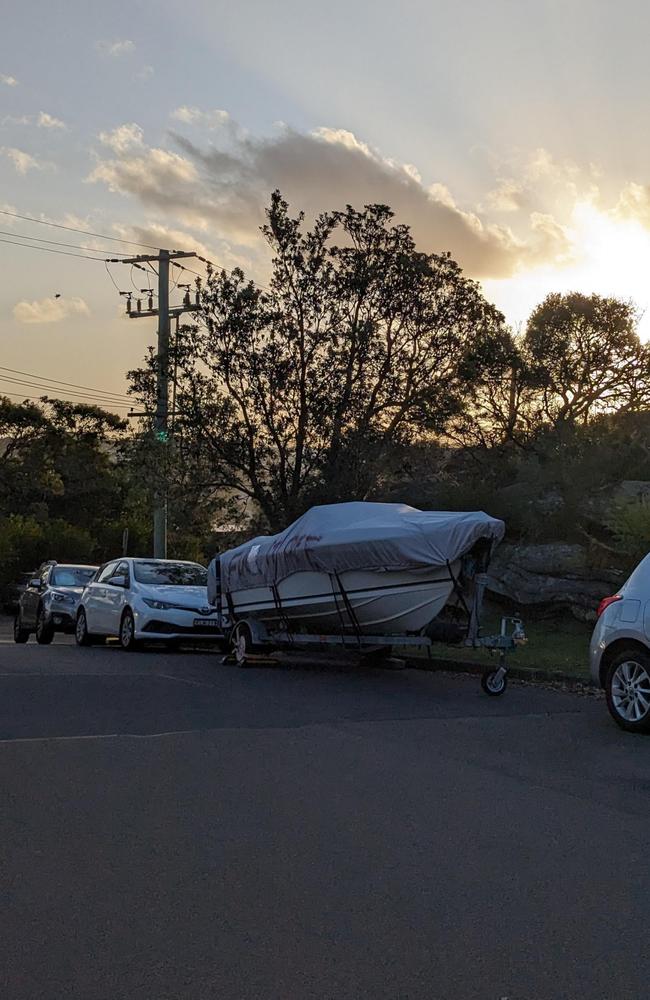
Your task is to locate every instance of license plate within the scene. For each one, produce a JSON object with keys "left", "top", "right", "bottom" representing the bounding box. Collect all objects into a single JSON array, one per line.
[{"left": 193, "top": 618, "right": 220, "bottom": 628}]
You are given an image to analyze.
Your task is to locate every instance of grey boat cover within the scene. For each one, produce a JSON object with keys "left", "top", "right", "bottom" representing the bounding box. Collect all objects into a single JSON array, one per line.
[{"left": 217, "top": 502, "right": 505, "bottom": 594}]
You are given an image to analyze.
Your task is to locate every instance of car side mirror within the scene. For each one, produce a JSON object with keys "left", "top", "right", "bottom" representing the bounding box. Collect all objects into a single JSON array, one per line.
[
  {"left": 110, "top": 575, "right": 127, "bottom": 589},
  {"left": 30, "top": 578, "right": 41, "bottom": 589}
]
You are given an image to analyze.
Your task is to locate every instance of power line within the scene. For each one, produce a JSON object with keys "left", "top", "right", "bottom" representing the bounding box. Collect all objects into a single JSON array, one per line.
[
  {"left": 0, "top": 389, "right": 135, "bottom": 411},
  {"left": 0, "top": 236, "right": 109, "bottom": 261},
  {"left": 0, "top": 228, "right": 132, "bottom": 257},
  {"left": 104, "top": 260, "right": 123, "bottom": 292},
  {"left": 0, "top": 208, "right": 163, "bottom": 250},
  {"left": 0, "top": 365, "right": 131, "bottom": 400},
  {"left": 0, "top": 376, "right": 131, "bottom": 406},
  {"left": 174, "top": 256, "right": 271, "bottom": 293}
]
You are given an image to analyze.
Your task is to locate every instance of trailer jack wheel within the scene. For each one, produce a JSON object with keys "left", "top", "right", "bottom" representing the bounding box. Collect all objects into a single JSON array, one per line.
[{"left": 481, "top": 666, "right": 508, "bottom": 696}]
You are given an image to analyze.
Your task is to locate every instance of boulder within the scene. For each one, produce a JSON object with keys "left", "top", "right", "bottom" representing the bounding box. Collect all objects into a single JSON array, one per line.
[{"left": 486, "top": 543, "right": 625, "bottom": 621}]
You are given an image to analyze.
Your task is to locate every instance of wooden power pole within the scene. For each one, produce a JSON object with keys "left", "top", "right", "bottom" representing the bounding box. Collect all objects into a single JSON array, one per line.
[{"left": 107, "top": 249, "right": 199, "bottom": 558}]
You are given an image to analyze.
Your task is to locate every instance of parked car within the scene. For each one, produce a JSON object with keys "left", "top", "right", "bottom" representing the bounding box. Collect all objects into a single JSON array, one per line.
[
  {"left": 590, "top": 553, "right": 650, "bottom": 732},
  {"left": 75, "top": 557, "right": 223, "bottom": 650},
  {"left": 3, "top": 571, "right": 36, "bottom": 615},
  {"left": 14, "top": 561, "right": 98, "bottom": 644}
]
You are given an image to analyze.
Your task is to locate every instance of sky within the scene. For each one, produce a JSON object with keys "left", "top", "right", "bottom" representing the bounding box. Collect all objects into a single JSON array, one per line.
[{"left": 1, "top": 0, "right": 650, "bottom": 411}]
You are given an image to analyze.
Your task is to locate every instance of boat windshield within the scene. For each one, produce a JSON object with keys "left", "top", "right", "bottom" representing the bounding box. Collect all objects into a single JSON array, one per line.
[{"left": 133, "top": 562, "right": 207, "bottom": 586}]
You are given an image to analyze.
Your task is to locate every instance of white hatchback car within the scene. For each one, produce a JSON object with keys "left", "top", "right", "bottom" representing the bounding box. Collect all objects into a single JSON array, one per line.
[
  {"left": 75, "top": 558, "right": 223, "bottom": 650},
  {"left": 590, "top": 553, "right": 650, "bottom": 732}
]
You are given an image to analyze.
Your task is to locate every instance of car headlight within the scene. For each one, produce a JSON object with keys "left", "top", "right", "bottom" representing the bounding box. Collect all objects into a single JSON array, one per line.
[
  {"left": 51, "top": 592, "right": 74, "bottom": 604},
  {"left": 143, "top": 598, "right": 174, "bottom": 610}
]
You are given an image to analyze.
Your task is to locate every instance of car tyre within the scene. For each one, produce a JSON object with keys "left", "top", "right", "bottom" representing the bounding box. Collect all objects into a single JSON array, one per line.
[
  {"left": 605, "top": 650, "right": 650, "bottom": 733},
  {"left": 35, "top": 608, "right": 55, "bottom": 645},
  {"left": 75, "top": 607, "right": 94, "bottom": 647},
  {"left": 119, "top": 609, "right": 138, "bottom": 652},
  {"left": 13, "top": 614, "right": 29, "bottom": 644}
]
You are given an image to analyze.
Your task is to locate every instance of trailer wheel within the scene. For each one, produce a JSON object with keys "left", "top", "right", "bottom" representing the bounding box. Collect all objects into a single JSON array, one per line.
[
  {"left": 481, "top": 667, "right": 508, "bottom": 696},
  {"left": 232, "top": 623, "right": 252, "bottom": 667}
]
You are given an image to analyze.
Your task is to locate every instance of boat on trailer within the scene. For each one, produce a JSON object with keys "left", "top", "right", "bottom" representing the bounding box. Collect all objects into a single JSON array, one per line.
[{"left": 211, "top": 502, "right": 526, "bottom": 695}]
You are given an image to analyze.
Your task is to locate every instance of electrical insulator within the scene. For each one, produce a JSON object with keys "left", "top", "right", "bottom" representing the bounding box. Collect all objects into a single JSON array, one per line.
[
  {"left": 137, "top": 298, "right": 142, "bottom": 313},
  {"left": 183, "top": 290, "right": 190, "bottom": 306},
  {"left": 195, "top": 290, "right": 200, "bottom": 305},
  {"left": 148, "top": 294, "right": 153, "bottom": 310},
  {"left": 126, "top": 296, "right": 132, "bottom": 314}
]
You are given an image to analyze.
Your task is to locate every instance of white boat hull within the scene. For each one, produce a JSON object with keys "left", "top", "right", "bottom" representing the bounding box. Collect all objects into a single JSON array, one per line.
[{"left": 226, "top": 563, "right": 460, "bottom": 636}]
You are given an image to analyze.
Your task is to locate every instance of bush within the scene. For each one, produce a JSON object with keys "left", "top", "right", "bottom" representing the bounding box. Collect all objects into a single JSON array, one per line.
[
  {"left": 605, "top": 498, "right": 650, "bottom": 566},
  {"left": 0, "top": 515, "right": 96, "bottom": 591}
]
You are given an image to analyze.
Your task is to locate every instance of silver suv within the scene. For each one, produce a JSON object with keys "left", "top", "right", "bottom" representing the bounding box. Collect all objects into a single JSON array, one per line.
[
  {"left": 14, "top": 561, "right": 98, "bottom": 644},
  {"left": 590, "top": 553, "right": 650, "bottom": 732}
]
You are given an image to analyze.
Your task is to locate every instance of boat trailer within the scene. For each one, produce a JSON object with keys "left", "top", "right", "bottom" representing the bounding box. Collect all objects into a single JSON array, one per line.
[{"left": 220, "top": 573, "right": 526, "bottom": 696}]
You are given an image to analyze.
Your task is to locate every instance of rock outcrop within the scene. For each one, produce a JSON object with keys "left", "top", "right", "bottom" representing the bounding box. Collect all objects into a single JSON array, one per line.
[{"left": 486, "top": 543, "right": 625, "bottom": 621}]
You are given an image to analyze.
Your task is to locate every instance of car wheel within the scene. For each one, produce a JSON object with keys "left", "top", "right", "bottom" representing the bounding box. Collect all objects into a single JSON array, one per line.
[
  {"left": 605, "top": 650, "right": 650, "bottom": 733},
  {"left": 75, "top": 608, "right": 94, "bottom": 647},
  {"left": 35, "top": 608, "right": 55, "bottom": 645},
  {"left": 119, "top": 609, "right": 138, "bottom": 651},
  {"left": 13, "top": 614, "right": 29, "bottom": 644}
]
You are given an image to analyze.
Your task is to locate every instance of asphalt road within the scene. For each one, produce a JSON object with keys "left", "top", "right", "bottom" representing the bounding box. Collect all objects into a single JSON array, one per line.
[{"left": 1, "top": 630, "right": 649, "bottom": 1000}]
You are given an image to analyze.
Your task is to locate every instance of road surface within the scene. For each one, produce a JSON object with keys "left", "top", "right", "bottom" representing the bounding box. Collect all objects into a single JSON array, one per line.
[{"left": 1, "top": 632, "right": 648, "bottom": 1000}]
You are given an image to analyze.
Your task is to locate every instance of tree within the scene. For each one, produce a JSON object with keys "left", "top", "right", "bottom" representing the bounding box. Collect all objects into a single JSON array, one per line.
[
  {"left": 131, "top": 191, "right": 510, "bottom": 531},
  {"left": 522, "top": 292, "right": 646, "bottom": 425}
]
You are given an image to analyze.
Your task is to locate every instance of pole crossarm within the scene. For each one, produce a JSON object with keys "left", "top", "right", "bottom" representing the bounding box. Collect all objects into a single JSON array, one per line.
[
  {"left": 126, "top": 305, "right": 200, "bottom": 319},
  {"left": 106, "top": 251, "right": 198, "bottom": 265}
]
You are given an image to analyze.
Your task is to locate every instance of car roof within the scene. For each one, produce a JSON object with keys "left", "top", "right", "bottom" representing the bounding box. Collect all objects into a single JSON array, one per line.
[
  {"left": 128, "top": 558, "right": 204, "bottom": 565},
  {"left": 52, "top": 563, "right": 98, "bottom": 570}
]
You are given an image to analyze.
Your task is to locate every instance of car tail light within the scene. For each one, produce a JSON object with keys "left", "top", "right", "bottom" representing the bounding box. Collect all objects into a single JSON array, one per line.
[{"left": 596, "top": 594, "right": 623, "bottom": 618}]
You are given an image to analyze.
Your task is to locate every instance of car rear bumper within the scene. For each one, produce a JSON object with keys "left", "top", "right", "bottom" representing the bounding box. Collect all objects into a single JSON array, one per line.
[{"left": 589, "top": 626, "right": 606, "bottom": 686}]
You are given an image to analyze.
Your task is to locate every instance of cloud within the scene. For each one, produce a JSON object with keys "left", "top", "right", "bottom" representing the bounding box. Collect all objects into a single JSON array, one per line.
[
  {"left": 96, "top": 39, "right": 135, "bottom": 57},
  {"left": 98, "top": 122, "right": 144, "bottom": 155},
  {"left": 1, "top": 147, "right": 43, "bottom": 174},
  {"left": 37, "top": 111, "right": 66, "bottom": 130},
  {"left": 113, "top": 221, "right": 256, "bottom": 274},
  {"left": 89, "top": 121, "right": 590, "bottom": 279},
  {"left": 1, "top": 74, "right": 17, "bottom": 86},
  {"left": 171, "top": 106, "right": 230, "bottom": 129},
  {"left": 137, "top": 65, "right": 154, "bottom": 80},
  {"left": 90, "top": 120, "right": 533, "bottom": 275},
  {"left": 615, "top": 182, "right": 650, "bottom": 226},
  {"left": 2, "top": 111, "right": 67, "bottom": 130},
  {"left": 89, "top": 125, "right": 199, "bottom": 206},
  {"left": 1, "top": 115, "right": 31, "bottom": 126},
  {"left": 484, "top": 179, "right": 525, "bottom": 213},
  {"left": 13, "top": 296, "right": 91, "bottom": 325}
]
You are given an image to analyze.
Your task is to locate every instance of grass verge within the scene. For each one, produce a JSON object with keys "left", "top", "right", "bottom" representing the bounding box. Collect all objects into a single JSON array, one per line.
[{"left": 397, "top": 605, "right": 593, "bottom": 681}]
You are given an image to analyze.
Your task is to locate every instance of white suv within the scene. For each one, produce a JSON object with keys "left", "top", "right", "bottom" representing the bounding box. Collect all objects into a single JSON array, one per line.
[
  {"left": 590, "top": 553, "right": 650, "bottom": 732},
  {"left": 75, "top": 558, "right": 223, "bottom": 650}
]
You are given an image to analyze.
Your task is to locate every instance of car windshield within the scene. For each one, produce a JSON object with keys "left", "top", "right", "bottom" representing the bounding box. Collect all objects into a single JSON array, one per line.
[
  {"left": 51, "top": 567, "right": 96, "bottom": 587},
  {"left": 133, "top": 562, "right": 207, "bottom": 586}
]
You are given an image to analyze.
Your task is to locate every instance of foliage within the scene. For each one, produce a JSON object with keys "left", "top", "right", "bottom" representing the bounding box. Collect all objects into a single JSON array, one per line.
[
  {"left": 605, "top": 497, "right": 650, "bottom": 564},
  {"left": 130, "top": 191, "right": 510, "bottom": 531},
  {"left": 3, "top": 197, "right": 650, "bottom": 576},
  {"left": 0, "top": 515, "right": 96, "bottom": 591}
]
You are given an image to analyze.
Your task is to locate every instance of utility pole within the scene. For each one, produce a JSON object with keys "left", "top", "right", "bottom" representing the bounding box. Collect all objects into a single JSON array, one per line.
[
  {"left": 107, "top": 249, "right": 200, "bottom": 558},
  {"left": 154, "top": 249, "right": 170, "bottom": 559}
]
